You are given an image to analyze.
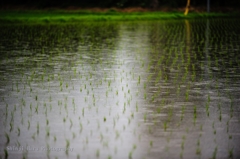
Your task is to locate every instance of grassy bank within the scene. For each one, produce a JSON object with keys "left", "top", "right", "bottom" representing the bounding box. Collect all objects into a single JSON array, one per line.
[{"left": 0, "top": 10, "right": 239, "bottom": 23}]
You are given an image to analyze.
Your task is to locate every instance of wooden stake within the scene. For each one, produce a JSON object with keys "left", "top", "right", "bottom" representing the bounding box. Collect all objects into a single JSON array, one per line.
[{"left": 184, "top": 0, "right": 191, "bottom": 15}]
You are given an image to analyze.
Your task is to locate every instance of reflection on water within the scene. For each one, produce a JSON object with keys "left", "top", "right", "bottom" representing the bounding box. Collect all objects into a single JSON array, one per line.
[{"left": 0, "top": 19, "right": 240, "bottom": 159}]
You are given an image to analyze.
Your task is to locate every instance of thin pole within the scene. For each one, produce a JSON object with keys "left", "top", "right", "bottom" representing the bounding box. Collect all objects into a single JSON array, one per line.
[
  {"left": 184, "top": 0, "right": 191, "bottom": 15},
  {"left": 207, "top": 0, "right": 210, "bottom": 13}
]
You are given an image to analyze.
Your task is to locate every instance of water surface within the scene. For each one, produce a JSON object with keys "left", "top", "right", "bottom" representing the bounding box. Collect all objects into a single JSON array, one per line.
[{"left": 0, "top": 19, "right": 240, "bottom": 159}]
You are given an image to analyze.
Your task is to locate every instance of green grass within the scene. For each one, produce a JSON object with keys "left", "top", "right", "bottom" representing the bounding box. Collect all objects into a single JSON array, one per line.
[{"left": 0, "top": 10, "right": 238, "bottom": 23}]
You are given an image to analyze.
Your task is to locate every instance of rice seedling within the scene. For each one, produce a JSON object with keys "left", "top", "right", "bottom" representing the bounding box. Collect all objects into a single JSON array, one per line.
[
  {"left": 46, "top": 127, "right": 50, "bottom": 137},
  {"left": 28, "top": 120, "right": 30, "bottom": 130},
  {"left": 5, "top": 133, "right": 10, "bottom": 144},
  {"left": 17, "top": 127, "right": 20, "bottom": 136},
  {"left": 35, "top": 104, "right": 39, "bottom": 114},
  {"left": 82, "top": 108, "right": 85, "bottom": 117},
  {"left": 31, "top": 132, "right": 36, "bottom": 140},
  {"left": 213, "top": 129, "right": 216, "bottom": 135},
  {"left": 181, "top": 140, "right": 184, "bottom": 150},
  {"left": 212, "top": 146, "right": 218, "bottom": 159},
  {"left": 128, "top": 151, "right": 133, "bottom": 159},
  {"left": 163, "top": 121, "right": 168, "bottom": 131},
  {"left": 186, "top": 128, "right": 189, "bottom": 133},
  {"left": 208, "top": 94, "right": 211, "bottom": 102},
  {"left": 96, "top": 149, "right": 100, "bottom": 158},
  {"left": 36, "top": 122, "right": 39, "bottom": 134},
  {"left": 9, "top": 122, "right": 13, "bottom": 132},
  {"left": 144, "top": 113, "right": 147, "bottom": 122},
  {"left": 53, "top": 135, "right": 57, "bottom": 142},
  {"left": 228, "top": 148, "right": 233, "bottom": 158},
  {"left": 196, "top": 147, "right": 201, "bottom": 155},
  {"left": 144, "top": 93, "right": 147, "bottom": 100},
  {"left": 150, "top": 140, "right": 153, "bottom": 147},
  {"left": 196, "top": 138, "right": 200, "bottom": 146},
  {"left": 21, "top": 117, "right": 24, "bottom": 125},
  {"left": 180, "top": 151, "right": 183, "bottom": 159},
  {"left": 185, "top": 91, "right": 189, "bottom": 101},
  {"left": 46, "top": 119, "right": 49, "bottom": 125},
  {"left": 4, "top": 148, "right": 8, "bottom": 159}
]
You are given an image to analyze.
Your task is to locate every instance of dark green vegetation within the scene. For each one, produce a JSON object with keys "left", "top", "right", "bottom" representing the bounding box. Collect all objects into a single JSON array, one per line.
[
  {"left": 1, "top": 0, "right": 240, "bottom": 8},
  {"left": 0, "top": 19, "right": 240, "bottom": 159},
  {"left": 0, "top": 10, "right": 239, "bottom": 23}
]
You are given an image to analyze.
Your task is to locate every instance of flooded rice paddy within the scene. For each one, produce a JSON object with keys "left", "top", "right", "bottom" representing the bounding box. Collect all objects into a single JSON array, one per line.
[{"left": 0, "top": 18, "right": 240, "bottom": 159}]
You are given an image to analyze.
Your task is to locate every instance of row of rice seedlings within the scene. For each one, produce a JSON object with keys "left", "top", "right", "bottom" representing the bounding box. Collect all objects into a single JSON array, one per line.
[
  {"left": 1, "top": 20, "right": 239, "bottom": 159},
  {"left": 142, "top": 20, "right": 240, "bottom": 158}
]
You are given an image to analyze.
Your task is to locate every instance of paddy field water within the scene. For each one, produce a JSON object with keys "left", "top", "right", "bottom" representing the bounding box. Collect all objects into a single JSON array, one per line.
[{"left": 0, "top": 18, "right": 240, "bottom": 159}]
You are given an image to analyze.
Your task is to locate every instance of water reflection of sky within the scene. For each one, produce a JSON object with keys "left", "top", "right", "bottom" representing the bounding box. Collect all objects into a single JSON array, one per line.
[{"left": 0, "top": 19, "right": 240, "bottom": 159}]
